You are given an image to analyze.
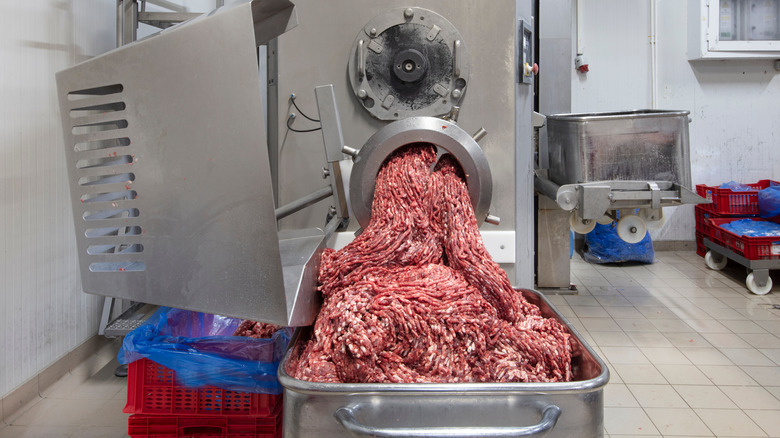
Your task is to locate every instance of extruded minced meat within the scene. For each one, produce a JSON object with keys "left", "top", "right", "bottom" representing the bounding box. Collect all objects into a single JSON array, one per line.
[
  {"left": 233, "top": 320, "right": 283, "bottom": 339},
  {"left": 287, "top": 144, "right": 572, "bottom": 383}
]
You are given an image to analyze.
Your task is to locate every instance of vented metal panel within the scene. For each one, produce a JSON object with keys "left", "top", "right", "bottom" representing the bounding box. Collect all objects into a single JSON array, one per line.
[
  {"left": 66, "top": 83, "right": 146, "bottom": 274},
  {"left": 55, "top": 0, "right": 299, "bottom": 325}
]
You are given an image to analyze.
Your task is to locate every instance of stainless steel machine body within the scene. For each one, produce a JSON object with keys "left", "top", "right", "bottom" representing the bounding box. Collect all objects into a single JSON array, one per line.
[
  {"left": 55, "top": 1, "right": 611, "bottom": 435},
  {"left": 272, "top": 0, "right": 535, "bottom": 285},
  {"left": 279, "top": 289, "right": 609, "bottom": 438},
  {"left": 55, "top": 0, "right": 538, "bottom": 319},
  {"left": 535, "top": 1, "right": 576, "bottom": 290}
]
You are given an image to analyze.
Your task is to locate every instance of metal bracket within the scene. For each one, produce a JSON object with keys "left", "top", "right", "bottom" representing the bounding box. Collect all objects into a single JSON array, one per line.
[
  {"left": 532, "top": 111, "right": 546, "bottom": 128},
  {"left": 315, "top": 85, "right": 351, "bottom": 221},
  {"left": 577, "top": 185, "right": 612, "bottom": 220},
  {"left": 648, "top": 181, "right": 661, "bottom": 209},
  {"left": 99, "top": 299, "right": 154, "bottom": 338},
  {"left": 357, "top": 40, "right": 365, "bottom": 78},
  {"left": 535, "top": 175, "right": 710, "bottom": 221}
]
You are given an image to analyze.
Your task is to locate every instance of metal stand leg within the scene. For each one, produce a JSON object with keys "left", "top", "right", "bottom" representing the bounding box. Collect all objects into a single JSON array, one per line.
[
  {"left": 98, "top": 296, "right": 114, "bottom": 336},
  {"left": 114, "top": 364, "right": 128, "bottom": 378}
]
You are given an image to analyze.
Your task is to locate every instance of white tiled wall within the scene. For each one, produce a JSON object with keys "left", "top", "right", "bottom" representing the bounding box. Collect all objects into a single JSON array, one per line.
[
  {"left": 571, "top": 0, "right": 780, "bottom": 242},
  {"left": 0, "top": 0, "right": 234, "bottom": 401},
  {"left": 0, "top": 0, "right": 116, "bottom": 399}
]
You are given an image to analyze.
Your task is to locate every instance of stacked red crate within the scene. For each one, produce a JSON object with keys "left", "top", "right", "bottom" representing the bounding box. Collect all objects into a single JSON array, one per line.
[
  {"left": 694, "top": 180, "right": 779, "bottom": 257},
  {"left": 696, "top": 180, "right": 776, "bottom": 216},
  {"left": 125, "top": 358, "right": 283, "bottom": 438},
  {"left": 705, "top": 218, "right": 780, "bottom": 261},
  {"left": 694, "top": 206, "right": 710, "bottom": 256}
]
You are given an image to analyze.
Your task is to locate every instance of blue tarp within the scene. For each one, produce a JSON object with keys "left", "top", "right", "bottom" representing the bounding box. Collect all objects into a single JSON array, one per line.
[
  {"left": 584, "top": 220, "right": 655, "bottom": 264},
  {"left": 118, "top": 307, "right": 292, "bottom": 394},
  {"left": 718, "top": 181, "right": 753, "bottom": 191},
  {"left": 720, "top": 218, "right": 780, "bottom": 237},
  {"left": 758, "top": 185, "right": 780, "bottom": 221}
]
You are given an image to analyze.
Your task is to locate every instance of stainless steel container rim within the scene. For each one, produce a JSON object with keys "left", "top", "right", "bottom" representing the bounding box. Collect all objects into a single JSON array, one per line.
[
  {"left": 278, "top": 372, "right": 610, "bottom": 395},
  {"left": 278, "top": 289, "right": 610, "bottom": 395},
  {"left": 547, "top": 109, "right": 690, "bottom": 122}
]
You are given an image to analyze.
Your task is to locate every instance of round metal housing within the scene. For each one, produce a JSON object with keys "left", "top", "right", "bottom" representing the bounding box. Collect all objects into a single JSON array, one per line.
[
  {"left": 347, "top": 7, "right": 470, "bottom": 120},
  {"left": 349, "top": 117, "right": 492, "bottom": 229}
]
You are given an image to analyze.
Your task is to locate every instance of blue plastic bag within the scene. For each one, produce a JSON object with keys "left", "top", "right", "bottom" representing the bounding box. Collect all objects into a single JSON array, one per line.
[
  {"left": 720, "top": 218, "right": 780, "bottom": 237},
  {"left": 583, "top": 222, "right": 655, "bottom": 264},
  {"left": 758, "top": 185, "right": 780, "bottom": 221},
  {"left": 118, "top": 307, "right": 292, "bottom": 394},
  {"left": 719, "top": 181, "right": 753, "bottom": 191}
]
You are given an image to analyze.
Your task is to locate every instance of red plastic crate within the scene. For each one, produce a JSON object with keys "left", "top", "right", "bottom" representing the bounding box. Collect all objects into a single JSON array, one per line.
[
  {"left": 128, "top": 414, "right": 282, "bottom": 438},
  {"left": 695, "top": 205, "right": 742, "bottom": 235},
  {"left": 696, "top": 180, "right": 778, "bottom": 216},
  {"left": 704, "top": 217, "right": 780, "bottom": 261},
  {"left": 694, "top": 205, "right": 713, "bottom": 233},
  {"left": 695, "top": 230, "right": 706, "bottom": 257},
  {"left": 124, "top": 359, "right": 283, "bottom": 416}
]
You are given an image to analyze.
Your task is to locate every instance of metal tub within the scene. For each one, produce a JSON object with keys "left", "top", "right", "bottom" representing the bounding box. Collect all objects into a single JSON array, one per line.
[
  {"left": 278, "top": 289, "right": 609, "bottom": 438},
  {"left": 547, "top": 110, "right": 692, "bottom": 187}
]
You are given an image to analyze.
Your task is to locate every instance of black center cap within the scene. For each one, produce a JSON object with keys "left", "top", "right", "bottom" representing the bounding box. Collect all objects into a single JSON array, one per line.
[{"left": 392, "top": 49, "right": 428, "bottom": 83}]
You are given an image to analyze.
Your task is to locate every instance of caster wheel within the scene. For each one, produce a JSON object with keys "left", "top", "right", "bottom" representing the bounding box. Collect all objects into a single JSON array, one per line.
[
  {"left": 746, "top": 273, "right": 772, "bottom": 295},
  {"left": 569, "top": 211, "right": 596, "bottom": 234},
  {"left": 704, "top": 250, "right": 727, "bottom": 271},
  {"left": 616, "top": 214, "right": 647, "bottom": 244}
]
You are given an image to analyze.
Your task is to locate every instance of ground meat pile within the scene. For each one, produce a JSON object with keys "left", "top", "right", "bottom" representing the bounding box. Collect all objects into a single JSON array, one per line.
[
  {"left": 287, "top": 144, "right": 572, "bottom": 383},
  {"left": 233, "top": 320, "right": 283, "bottom": 338}
]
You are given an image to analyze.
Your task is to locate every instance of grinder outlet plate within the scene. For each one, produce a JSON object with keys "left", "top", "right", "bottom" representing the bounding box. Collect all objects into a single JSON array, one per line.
[{"left": 347, "top": 7, "right": 470, "bottom": 120}]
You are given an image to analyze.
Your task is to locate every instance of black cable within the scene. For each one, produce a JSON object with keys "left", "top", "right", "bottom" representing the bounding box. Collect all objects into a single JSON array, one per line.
[
  {"left": 290, "top": 94, "right": 320, "bottom": 122},
  {"left": 287, "top": 115, "right": 321, "bottom": 133}
]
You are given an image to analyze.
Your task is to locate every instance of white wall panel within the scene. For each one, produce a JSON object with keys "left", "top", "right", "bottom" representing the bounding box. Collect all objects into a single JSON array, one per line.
[
  {"left": 571, "top": 0, "right": 652, "bottom": 111},
  {"left": 0, "top": 0, "right": 115, "bottom": 399},
  {"left": 571, "top": 0, "right": 780, "bottom": 241}
]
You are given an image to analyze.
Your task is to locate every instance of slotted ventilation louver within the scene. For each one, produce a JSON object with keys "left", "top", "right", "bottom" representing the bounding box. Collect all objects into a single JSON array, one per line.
[
  {"left": 66, "top": 84, "right": 145, "bottom": 273},
  {"left": 53, "top": 0, "right": 307, "bottom": 325}
]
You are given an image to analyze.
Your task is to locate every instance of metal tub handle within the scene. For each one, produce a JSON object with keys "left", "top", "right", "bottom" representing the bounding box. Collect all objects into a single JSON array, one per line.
[{"left": 334, "top": 403, "right": 561, "bottom": 438}]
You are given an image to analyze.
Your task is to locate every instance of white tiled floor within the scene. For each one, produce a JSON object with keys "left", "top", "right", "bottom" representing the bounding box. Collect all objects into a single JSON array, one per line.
[
  {"left": 0, "top": 347, "right": 130, "bottom": 438},
  {"left": 0, "top": 250, "right": 778, "bottom": 437},
  {"left": 549, "top": 251, "right": 780, "bottom": 438}
]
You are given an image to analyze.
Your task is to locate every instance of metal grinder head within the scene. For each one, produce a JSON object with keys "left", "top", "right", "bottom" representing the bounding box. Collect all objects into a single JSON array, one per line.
[{"left": 349, "top": 117, "right": 492, "bottom": 229}]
